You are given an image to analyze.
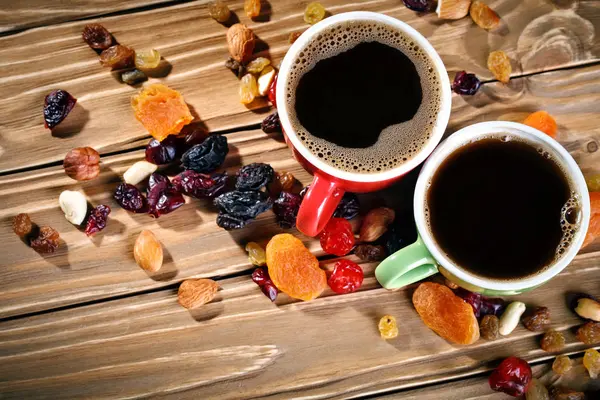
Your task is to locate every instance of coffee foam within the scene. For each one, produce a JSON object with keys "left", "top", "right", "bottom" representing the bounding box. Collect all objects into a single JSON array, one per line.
[{"left": 284, "top": 20, "right": 442, "bottom": 174}]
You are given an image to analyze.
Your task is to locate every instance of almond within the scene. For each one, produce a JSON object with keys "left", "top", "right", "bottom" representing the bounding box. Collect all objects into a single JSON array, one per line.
[
  {"left": 436, "top": 0, "right": 472, "bottom": 20},
  {"left": 134, "top": 230, "right": 163, "bottom": 273},
  {"left": 178, "top": 279, "right": 219, "bottom": 309},
  {"left": 226, "top": 23, "right": 256, "bottom": 63},
  {"left": 359, "top": 207, "right": 395, "bottom": 242}
]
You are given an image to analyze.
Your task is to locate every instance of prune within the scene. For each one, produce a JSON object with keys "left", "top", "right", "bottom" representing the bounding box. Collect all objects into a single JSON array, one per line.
[
  {"left": 319, "top": 218, "right": 355, "bottom": 256},
  {"left": 540, "top": 330, "right": 565, "bottom": 352},
  {"left": 236, "top": 163, "right": 274, "bottom": 191},
  {"left": 402, "top": 0, "right": 433, "bottom": 12},
  {"left": 304, "top": 2, "right": 326, "bottom": 25},
  {"left": 225, "top": 57, "right": 246, "bottom": 78},
  {"left": 114, "top": 183, "right": 148, "bottom": 213},
  {"left": 379, "top": 315, "right": 399, "bottom": 339},
  {"left": 43, "top": 89, "right": 77, "bottom": 129},
  {"left": 251, "top": 267, "right": 278, "bottom": 301},
  {"left": 383, "top": 216, "right": 418, "bottom": 255},
  {"left": 552, "top": 355, "right": 573, "bottom": 375},
  {"left": 216, "top": 212, "right": 248, "bottom": 230},
  {"left": 214, "top": 190, "right": 272, "bottom": 219},
  {"left": 576, "top": 321, "right": 600, "bottom": 344},
  {"left": 145, "top": 136, "right": 179, "bottom": 165},
  {"left": 172, "top": 170, "right": 228, "bottom": 199},
  {"left": 146, "top": 172, "right": 185, "bottom": 218},
  {"left": 333, "top": 192, "right": 360, "bottom": 219},
  {"left": 30, "top": 226, "right": 60, "bottom": 254},
  {"left": 480, "top": 315, "right": 500, "bottom": 340},
  {"left": 522, "top": 307, "right": 551, "bottom": 331},
  {"left": 85, "top": 204, "right": 111, "bottom": 236},
  {"left": 261, "top": 111, "right": 282, "bottom": 133},
  {"left": 82, "top": 23, "right": 113, "bottom": 50},
  {"left": 355, "top": 244, "right": 386, "bottom": 261},
  {"left": 327, "top": 259, "right": 364, "bottom": 294},
  {"left": 273, "top": 191, "right": 302, "bottom": 228},
  {"left": 489, "top": 356, "right": 532, "bottom": 397},
  {"left": 452, "top": 71, "right": 481, "bottom": 95},
  {"left": 121, "top": 69, "right": 147, "bottom": 85},
  {"left": 181, "top": 135, "right": 229, "bottom": 173},
  {"left": 99, "top": 45, "right": 135, "bottom": 69},
  {"left": 13, "top": 213, "right": 33, "bottom": 237}
]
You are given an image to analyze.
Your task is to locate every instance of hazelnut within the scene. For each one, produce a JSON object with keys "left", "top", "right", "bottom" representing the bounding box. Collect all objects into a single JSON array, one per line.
[
  {"left": 226, "top": 24, "right": 255, "bottom": 63},
  {"left": 63, "top": 147, "right": 100, "bottom": 181}
]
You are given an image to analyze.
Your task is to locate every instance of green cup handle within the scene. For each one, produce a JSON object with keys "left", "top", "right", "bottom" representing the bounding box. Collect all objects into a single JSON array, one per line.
[{"left": 375, "top": 235, "right": 438, "bottom": 289}]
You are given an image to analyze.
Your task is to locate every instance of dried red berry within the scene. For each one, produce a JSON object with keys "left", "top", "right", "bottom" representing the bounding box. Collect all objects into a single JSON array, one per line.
[
  {"left": 319, "top": 218, "right": 355, "bottom": 256},
  {"left": 251, "top": 267, "right": 278, "bottom": 301},
  {"left": 147, "top": 172, "right": 185, "bottom": 218},
  {"left": 81, "top": 23, "right": 113, "bottom": 50},
  {"left": 85, "top": 204, "right": 111, "bottom": 236},
  {"left": 145, "top": 136, "right": 179, "bottom": 165},
  {"left": 43, "top": 90, "right": 77, "bottom": 129},
  {"left": 327, "top": 259, "right": 364, "bottom": 294},
  {"left": 268, "top": 73, "right": 277, "bottom": 107},
  {"left": 455, "top": 288, "right": 504, "bottom": 318},
  {"left": 489, "top": 356, "right": 532, "bottom": 397},
  {"left": 452, "top": 71, "right": 481, "bottom": 95},
  {"left": 273, "top": 191, "right": 301, "bottom": 228},
  {"left": 172, "top": 170, "right": 228, "bottom": 199},
  {"left": 114, "top": 183, "right": 148, "bottom": 213},
  {"left": 261, "top": 112, "right": 282, "bottom": 134}
]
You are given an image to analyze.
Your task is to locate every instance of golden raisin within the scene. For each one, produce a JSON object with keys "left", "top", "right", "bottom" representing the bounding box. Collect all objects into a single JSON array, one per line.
[
  {"left": 540, "top": 329, "right": 565, "bottom": 352},
  {"left": 99, "top": 45, "right": 135, "bottom": 69},
  {"left": 378, "top": 315, "right": 399, "bottom": 339},
  {"left": 470, "top": 1, "right": 500, "bottom": 30},
  {"left": 239, "top": 73, "right": 259, "bottom": 104},
  {"left": 208, "top": 1, "right": 231, "bottom": 23},
  {"left": 304, "top": 2, "right": 326, "bottom": 25},
  {"left": 244, "top": 0, "right": 261, "bottom": 18},
  {"left": 576, "top": 321, "right": 600, "bottom": 344},
  {"left": 246, "top": 242, "right": 266, "bottom": 266},
  {"left": 522, "top": 307, "right": 551, "bottom": 332},
  {"left": 552, "top": 355, "right": 573, "bottom": 375},
  {"left": 480, "top": 314, "right": 499, "bottom": 340},
  {"left": 246, "top": 57, "right": 271, "bottom": 74},
  {"left": 135, "top": 49, "right": 161, "bottom": 70},
  {"left": 583, "top": 348, "right": 600, "bottom": 379},
  {"left": 267, "top": 171, "right": 299, "bottom": 196},
  {"left": 487, "top": 50, "right": 511, "bottom": 84},
  {"left": 12, "top": 213, "right": 33, "bottom": 237}
]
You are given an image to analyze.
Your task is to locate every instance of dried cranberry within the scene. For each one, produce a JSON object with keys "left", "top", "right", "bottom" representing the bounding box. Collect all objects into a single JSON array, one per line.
[
  {"left": 181, "top": 135, "right": 229, "bottom": 173},
  {"left": 43, "top": 90, "right": 77, "bottom": 129},
  {"left": 216, "top": 212, "right": 248, "bottom": 230},
  {"left": 145, "top": 136, "right": 179, "bottom": 165},
  {"left": 261, "top": 282, "right": 278, "bottom": 301},
  {"left": 402, "top": 0, "right": 433, "bottom": 12},
  {"left": 114, "top": 183, "right": 147, "bottom": 213},
  {"left": 251, "top": 267, "right": 278, "bottom": 301},
  {"left": 319, "top": 218, "right": 355, "bottom": 256},
  {"left": 268, "top": 73, "right": 277, "bottom": 107},
  {"left": 146, "top": 172, "right": 185, "bottom": 218},
  {"left": 452, "top": 71, "right": 482, "bottom": 96},
  {"left": 273, "top": 191, "right": 301, "bottom": 228},
  {"left": 489, "top": 356, "right": 532, "bottom": 397},
  {"left": 327, "top": 259, "right": 364, "bottom": 294},
  {"left": 456, "top": 288, "right": 483, "bottom": 316},
  {"left": 172, "top": 170, "right": 228, "bottom": 199},
  {"left": 236, "top": 163, "right": 274, "bottom": 191},
  {"left": 85, "top": 204, "right": 111, "bottom": 236},
  {"left": 456, "top": 288, "right": 505, "bottom": 318},
  {"left": 261, "top": 112, "right": 281, "bottom": 133}
]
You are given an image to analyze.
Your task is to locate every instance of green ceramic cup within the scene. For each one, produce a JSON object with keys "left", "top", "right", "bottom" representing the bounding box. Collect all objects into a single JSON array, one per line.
[{"left": 375, "top": 122, "right": 591, "bottom": 296}]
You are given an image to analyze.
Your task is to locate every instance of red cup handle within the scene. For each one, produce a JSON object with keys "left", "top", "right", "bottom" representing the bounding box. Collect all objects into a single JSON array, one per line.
[{"left": 296, "top": 174, "right": 345, "bottom": 237}]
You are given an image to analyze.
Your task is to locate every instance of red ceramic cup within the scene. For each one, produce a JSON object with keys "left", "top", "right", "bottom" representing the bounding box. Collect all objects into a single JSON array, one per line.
[{"left": 276, "top": 12, "right": 452, "bottom": 237}]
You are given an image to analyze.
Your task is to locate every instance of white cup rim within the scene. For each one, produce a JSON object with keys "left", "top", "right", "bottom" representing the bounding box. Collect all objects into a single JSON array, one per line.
[
  {"left": 414, "top": 121, "right": 591, "bottom": 291},
  {"left": 276, "top": 11, "right": 452, "bottom": 183}
]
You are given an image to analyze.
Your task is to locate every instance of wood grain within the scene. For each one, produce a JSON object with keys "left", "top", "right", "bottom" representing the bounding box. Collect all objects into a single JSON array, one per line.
[
  {"left": 1, "top": 64, "right": 600, "bottom": 319},
  {"left": 1, "top": 0, "right": 599, "bottom": 172},
  {"left": 0, "top": 253, "right": 598, "bottom": 399}
]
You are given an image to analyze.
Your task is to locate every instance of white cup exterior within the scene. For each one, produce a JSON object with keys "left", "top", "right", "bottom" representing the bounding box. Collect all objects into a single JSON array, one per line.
[{"left": 414, "top": 121, "right": 591, "bottom": 292}]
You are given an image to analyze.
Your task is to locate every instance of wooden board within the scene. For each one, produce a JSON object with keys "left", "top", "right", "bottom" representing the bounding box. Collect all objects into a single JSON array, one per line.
[
  {"left": 1, "top": 63, "right": 600, "bottom": 319},
  {"left": 0, "top": 252, "right": 598, "bottom": 399},
  {"left": 1, "top": 0, "right": 599, "bottom": 173}
]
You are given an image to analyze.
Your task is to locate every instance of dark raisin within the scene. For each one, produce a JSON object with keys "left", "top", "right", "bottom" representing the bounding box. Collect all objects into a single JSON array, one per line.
[
  {"left": 235, "top": 163, "right": 274, "bottom": 191},
  {"left": 402, "top": 0, "right": 433, "bottom": 12},
  {"left": 383, "top": 216, "right": 417, "bottom": 255},
  {"left": 452, "top": 71, "right": 482, "bottom": 96},
  {"left": 82, "top": 23, "right": 113, "bottom": 50},
  {"left": 172, "top": 170, "right": 228, "bottom": 199},
  {"left": 85, "top": 205, "right": 111, "bottom": 236},
  {"left": 146, "top": 172, "right": 185, "bottom": 218},
  {"left": 43, "top": 90, "right": 77, "bottom": 129},
  {"left": 214, "top": 190, "right": 272, "bottom": 219},
  {"left": 225, "top": 57, "right": 246, "bottom": 78},
  {"left": 145, "top": 136, "right": 179, "bottom": 165},
  {"left": 181, "top": 135, "right": 229, "bottom": 173},
  {"left": 456, "top": 288, "right": 505, "bottom": 318},
  {"left": 333, "top": 192, "right": 360, "bottom": 219},
  {"left": 273, "top": 191, "right": 301, "bottom": 228},
  {"left": 522, "top": 307, "right": 551, "bottom": 332},
  {"left": 30, "top": 226, "right": 60, "bottom": 254},
  {"left": 251, "top": 267, "right": 278, "bottom": 301},
  {"left": 216, "top": 212, "right": 249, "bottom": 230},
  {"left": 180, "top": 125, "right": 209, "bottom": 150},
  {"left": 355, "top": 244, "right": 386, "bottom": 261},
  {"left": 261, "top": 111, "right": 282, "bottom": 133},
  {"left": 121, "top": 69, "right": 147, "bottom": 85},
  {"left": 114, "top": 183, "right": 148, "bottom": 213}
]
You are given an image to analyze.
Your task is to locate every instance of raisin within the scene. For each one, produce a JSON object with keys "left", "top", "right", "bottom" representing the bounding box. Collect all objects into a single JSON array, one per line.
[
  {"left": 225, "top": 57, "right": 246, "bottom": 78},
  {"left": 114, "top": 183, "right": 148, "bottom": 213},
  {"left": 480, "top": 314, "right": 500, "bottom": 340},
  {"left": 12, "top": 213, "right": 32, "bottom": 237},
  {"left": 145, "top": 136, "right": 179, "bottom": 165},
  {"left": 268, "top": 73, "right": 277, "bottom": 107},
  {"left": 522, "top": 307, "right": 551, "bottom": 332},
  {"left": 540, "top": 329, "right": 566, "bottom": 352},
  {"left": 470, "top": 1, "right": 501, "bottom": 30},
  {"left": 246, "top": 57, "right": 271, "bottom": 74},
  {"left": 523, "top": 111, "right": 557, "bottom": 138},
  {"left": 181, "top": 135, "right": 229, "bottom": 173},
  {"left": 333, "top": 192, "right": 360, "bottom": 219},
  {"left": 172, "top": 171, "right": 228, "bottom": 199},
  {"left": 251, "top": 267, "right": 278, "bottom": 301},
  {"left": 121, "top": 69, "right": 147, "bottom": 85},
  {"left": 552, "top": 355, "right": 573, "bottom": 375},
  {"left": 327, "top": 259, "right": 363, "bottom": 294},
  {"left": 261, "top": 111, "right": 282, "bottom": 133},
  {"left": 402, "top": 0, "right": 433, "bottom": 12},
  {"left": 251, "top": 266, "right": 269, "bottom": 285},
  {"left": 379, "top": 315, "right": 399, "bottom": 339},
  {"left": 549, "top": 387, "right": 585, "bottom": 400},
  {"left": 267, "top": 171, "right": 298, "bottom": 197},
  {"left": 85, "top": 205, "right": 111, "bottom": 236},
  {"left": 452, "top": 71, "right": 481, "bottom": 95},
  {"left": 181, "top": 125, "right": 209, "bottom": 149},
  {"left": 208, "top": 1, "right": 231, "bottom": 23},
  {"left": 82, "top": 23, "right": 113, "bottom": 50},
  {"left": 304, "top": 2, "right": 326, "bottom": 25},
  {"left": 135, "top": 49, "right": 161, "bottom": 70},
  {"left": 583, "top": 348, "right": 600, "bottom": 378},
  {"left": 487, "top": 50, "right": 511, "bottom": 84},
  {"left": 525, "top": 378, "right": 549, "bottom": 400},
  {"left": 355, "top": 244, "right": 386, "bottom": 261},
  {"left": 146, "top": 172, "right": 185, "bottom": 218},
  {"left": 319, "top": 218, "right": 355, "bottom": 256},
  {"left": 244, "top": 0, "right": 261, "bottom": 18},
  {"left": 236, "top": 163, "right": 274, "bottom": 191},
  {"left": 273, "top": 191, "right": 301, "bottom": 228},
  {"left": 576, "top": 321, "right": 600, "bottom": 344},
  {"left": 246, "top": 242, "right": 266, "bottom": 266},
  {"left": 383, "top": 216, "right": 417, "bottom": 255},
  {"left": 489, "top": 357, "right": 532, "bottom": 397},
  {"left": 99, "top": 45, "right": 135, "bottom": 69},
  {"left": 43, "top": 89, "right": 77, "bottom": 129},
  {"left": 214, "top": 190, "right": 272, "bottom": 220},
  {"left": 30, "top": 226, "right": 60, "bottom": 254},
  {"left": 240, "top": 73, "right": 259, "bottom": 104},
  {"left": 216, "top": 213, "right": 248, "bottom": 230}
]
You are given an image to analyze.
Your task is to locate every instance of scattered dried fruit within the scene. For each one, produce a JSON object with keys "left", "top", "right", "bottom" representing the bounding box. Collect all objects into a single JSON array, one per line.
[
  {"left": 480, "top": 314, "right": 500, "bottom": 340},
  {"left": 12, "top": 213, "right": 32, "bottom": 238},
  {"left": 383, "top": 217, "right": 418, "bottom": 255},
  {"left": 178, "top": 279, "right": 219, "bottom": 309},
  {"left": 452, "top": 71, "right": 481, "bottom": 95},
  {"left": 320, "top": 218, "right": 355, "bottom": 256},
  {"left": 586, "top": 174, "right": 600, "bottom": 192},
  {"left": 267, "top": 171, "right": 297, "bottom": 196},
  {"left": 63, "top": 147, "right": 100, "bottom": 181},
  {"left": 214, "top": 191, "right": 272, "bottom": 220},
  {"left": 216, "top": 213, "right": 249, "bottom": 230},
  {"left": 258, "top": 65, "right": 276, "bottom": 96},
  {"left": 225, "top": 57, "right": 246, "bottom": 78},
  {"left": 30, "top": 226, "right": 60, "bottom": 254},
  {"left": 227, "top": 24, "right": 256, "bottom": 63},
  {"left": 304, "top": 2, "right": 326, "bottom": 25},
  {"left": 121, "top": 69, "right": 147, "bottom": 85},
  {"left": 251, "top": 267, "right": 278, "bottom": 301},
  {"left": 499, "top": 301, "right": 526, "bottom": 336},
  {"left": 145, "top": 136, "right": 179, "bottom": 165},
  {"left": 123, "top": 160, "right": 158, "bottom": 185},
  {"left": 236, "top": 163, "right": 274, "bottom": 191},
  {"left": 114, "top": 183, "right": 148, "bottom": 213},
  {"left": 239, "top": 73, "right": 259, "bottom": 104},
  {"left": 455, "top": 288, "right": 505, "bottom": 318},
  {"left": 134, "top": 230, "right": 163, "bottom": 272},
  {"left": 247, "top": 57, "right": 271, "bottom": 74},
  {"left": 327, "top": 259, "right": 363, "bottom": 294},
  {"left": 181, "top": 135, "right": 229, "bottom": 173},
  {"left": 246, "top": 242, "right": 267, "bottom": 266},
  {"left": 146, "top": 172, "right": 185, "bottom": 218},
  {"left": 44, "top": 89, "right": 77, "bottom": 129},
  {"left": 489, "top": 356, "right": 532, "bottom": 397},
  {"left": 359, "top": 207, "right": 395, "bottom": 242},
  {"left": 131, "top": 84, "right": 193, "bottom": 141},
  {"left": 172, "top": 171, "right": 228, "bottom": 199},
  {"left": 266, "top": 233, "right": 327, "bottom": 301},
  {"left": 470, "top": 1, "right": 500, "bottom": 30},
  {"left": 333, "top": 193, "right": 360, "bottom": 219},
  {"left": 135, "top": 49, "right": 161, "bottom": 70},
  {"left": 412, "top": 282, "right": 480, "bottom": 345},
  {"left": 261, "top": 111, "right": 282, "bottom": 133},
  {"left": 244, "top": 0, "right": 261, "bottom": 18},
  {"left": 523, "top": 111, "right": 558, "bottom": 138},
  {"left": 99, "top": 45, "right": 135, "bottom": 69},
  {"left": 379, "top": 315, "right": 399, "bottom": 339},
  {"left": 85, "top": 204, "right": 111, "bottom": 236},
  {"left": 273, "top": 191, "right": 301, "bottom": 228},
  {"left": 552, "top": 355, "right": 573, "bottom": 375},
  {"left": 404, "top": 0, "right": 433, "bottom": 12},
  {"left": 82, "top": 23, "right": 113, "bottom": 50},
  {"left": 522, "top": 307, "right": 551, "bottom": 332},
  {"left": 525, "top": 378, "right": 549, "bottom": 400},
  {"left": 58, "top": 190, "right": 88, "bottom": 225},
  {"left": 548, "top": 387, "right": 585, "bottom": 400},
  {"left": 355, "top": 244, "right": 386, "bottom": 261},
  {"left": 436, "top": 0, "right": 471, "bottom": 19},
  {"left": 488, "top": 50, "right": 512, "bottom": 84},
  {"left": 576, "top": 321, "right": 600, "bottom": 344},
  {"left": 208, "top": 0, "right": 231, "bottom": 23},
  {"left": 540, "top": 329, "right": 566, "bottom": 352},
  {"left": 583, "top": 348, "right": 600, "bottom": 378}
]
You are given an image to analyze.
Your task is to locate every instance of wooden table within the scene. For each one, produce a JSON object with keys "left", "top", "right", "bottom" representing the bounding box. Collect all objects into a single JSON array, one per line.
[{"left": 1, "top": 1, "right": 599, "bottom": 398}]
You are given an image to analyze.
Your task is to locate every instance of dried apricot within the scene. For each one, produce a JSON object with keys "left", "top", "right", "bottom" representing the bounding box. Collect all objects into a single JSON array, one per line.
[
  {"left": 266, "top": 233, "right": 326, "bottom": 301},
  {"left": 487, "top": 50, "right": 511, "bottom": 84},
  {"left": 524, "top": 111, "right": 557, "bottom": 138},
  {"left": 470, "top": 1, "right": 500, "bottom": 30},
  {"left": 131, "top": 84, "right": 193, "bottom": 141},
  {"left": 412, "top": 282, "right": 480, "bottom": 345},
  {"left": 582, "top": 198, "right": 600, "bottom": 249}
]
